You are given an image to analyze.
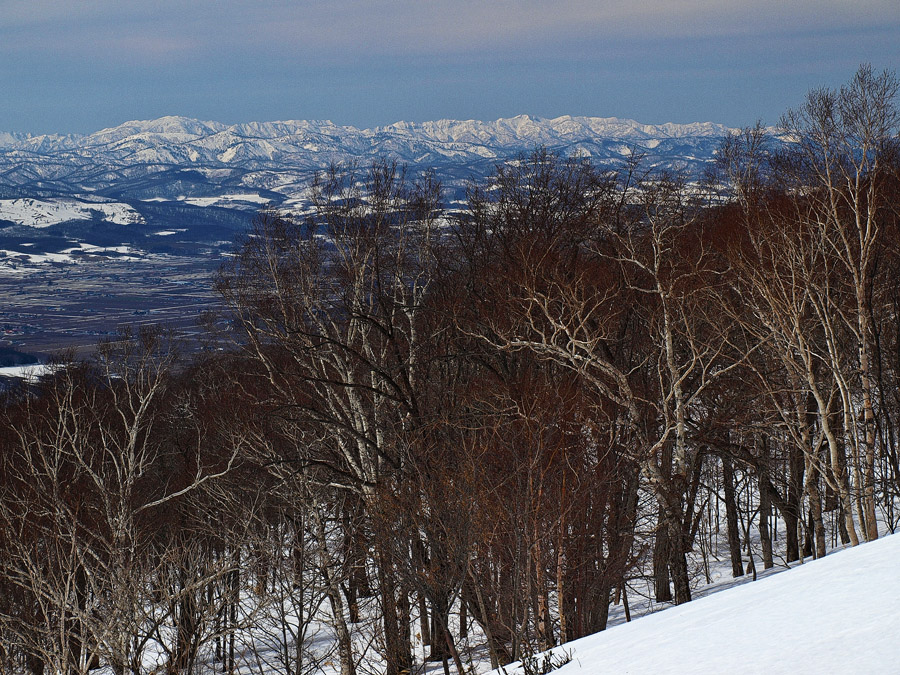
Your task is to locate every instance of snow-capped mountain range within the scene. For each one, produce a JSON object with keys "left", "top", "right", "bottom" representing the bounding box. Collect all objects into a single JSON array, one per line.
[
  {"left": 0, "top": 114, "right": 739, "bottom": 254},
  {"left": 0, "top": 115, "right": 730, "bottom": 199}
]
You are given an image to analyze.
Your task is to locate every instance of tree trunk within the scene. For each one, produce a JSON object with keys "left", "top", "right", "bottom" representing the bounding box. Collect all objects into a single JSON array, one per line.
[
  {"left": 533, "top": 540, "right": 552, "bottom": 650},
  {"left": 667, "top": 519, "right": 692, "bottom": 605},
  {"left": 312, "top": 507, "right": 356, "bottom": 675},
  {"left": 758, "top": 478, "right": 774, "bottom": 570},
  {"left": 812, "top": 385, "right": 860, "bottom": 546},
  {"left": 557, "top": 496, "right": 568, "bottom": 645},
  {"left": 418, "top": 595, "right": 431, "bottom": 646},
  {"left": 722, "top": 458, "right": 744, "bottom": 577},
  {"left": 653, "top": 508, "right": 672, "bottom": 603},
  {"left": 466, "top": 567, "right": 502, "bottom": 669},
  {"left": 855, "top": 288, "right": 880, "bottom": 542},
  {"left": 806, "top": 462, "right": 827, "bottom": 558},
  {"left": 459, "top": 594, "right": 468, "bottom": 640},
  {"left": 426, "top": 594, "right": 451, "bottom": 663},
  {"left": 377, "top": 545, "right": 412, "bottom": 675}
]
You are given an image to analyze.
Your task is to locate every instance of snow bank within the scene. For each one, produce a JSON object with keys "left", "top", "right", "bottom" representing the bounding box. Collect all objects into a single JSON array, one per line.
[{"left": 520, "top": 533, "right": 900, "bottom": 674}]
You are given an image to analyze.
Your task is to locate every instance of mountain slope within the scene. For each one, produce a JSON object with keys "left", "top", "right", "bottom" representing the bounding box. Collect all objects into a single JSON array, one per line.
[
  {"left": 0, "top": 114, "right": 747, "bottom": 254},
  {"left": 0, "top": 115, "right": 733, "bottom": 199},
  {"left": 514, "top": 533, "right": 900, "bottom": 674}
]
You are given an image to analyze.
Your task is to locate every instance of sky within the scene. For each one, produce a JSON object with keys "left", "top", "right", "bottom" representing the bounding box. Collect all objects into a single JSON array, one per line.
[{"left": 1, "top": 1, "right": 898, "bottom": 135}]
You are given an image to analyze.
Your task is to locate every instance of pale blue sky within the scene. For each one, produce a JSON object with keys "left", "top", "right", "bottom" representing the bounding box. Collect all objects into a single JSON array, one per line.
[{"left": 1, "top": 0, "right": 898, "bottom": 134}]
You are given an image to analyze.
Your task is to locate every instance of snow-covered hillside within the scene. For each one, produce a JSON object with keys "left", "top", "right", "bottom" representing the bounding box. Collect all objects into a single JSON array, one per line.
[
  {"left": 0, "top": 198, "right": 143, "bottom": 228},
  {"left": 0, "top": 115, "right": 736, "bottom": 201},
  {"left": 0, "top": 114, "right": 751, "bottom": 238},
  {"left": 505, "top": 533, "right": 900, "bottom": 674},
  {"left": 0, "top": 115, "right": 730, "bottom": 168}
]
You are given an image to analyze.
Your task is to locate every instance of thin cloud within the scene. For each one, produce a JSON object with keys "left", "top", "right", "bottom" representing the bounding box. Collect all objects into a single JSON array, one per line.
[
  {"left": 0, "top": 0, "right": 897, "bottom": 133},
  {"left": 2, "top": 0, "right": 897, "bottom": 61}
]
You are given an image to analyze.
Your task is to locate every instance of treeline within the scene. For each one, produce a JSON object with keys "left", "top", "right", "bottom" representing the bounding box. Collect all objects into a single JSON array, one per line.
[{"left": 2, "top": 65, "right": 899, "bottom": 675}]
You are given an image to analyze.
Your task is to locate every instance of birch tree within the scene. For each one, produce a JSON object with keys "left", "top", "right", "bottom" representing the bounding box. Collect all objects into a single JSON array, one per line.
[
  {"left": 217, "top": 160, "right": 443, "bottom": 675},
  {"left": 778, "top": 64, "right": 899, "bottom": 541}
]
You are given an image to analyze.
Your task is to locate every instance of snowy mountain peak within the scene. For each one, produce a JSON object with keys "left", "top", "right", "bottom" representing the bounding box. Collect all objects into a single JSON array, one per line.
[
  {"left": 1, "top": 114, "right": 732, "bottom": 153},
  {"left": 0, "top": 114, "right": 740, "bottom": 201}
]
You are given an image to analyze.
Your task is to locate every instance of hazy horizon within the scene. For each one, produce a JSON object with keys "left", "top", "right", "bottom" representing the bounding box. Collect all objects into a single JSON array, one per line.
[
  {"left": 1, "top": 1, "right": 898, "bottom": 135},
  {"left": 0, "top": 112, "right": 735, "bottom": 139}
]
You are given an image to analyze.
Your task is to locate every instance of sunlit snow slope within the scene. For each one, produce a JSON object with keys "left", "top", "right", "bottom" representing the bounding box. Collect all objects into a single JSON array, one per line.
[{"left": 515, "top": 533, "right": 900, "bottom": 674}]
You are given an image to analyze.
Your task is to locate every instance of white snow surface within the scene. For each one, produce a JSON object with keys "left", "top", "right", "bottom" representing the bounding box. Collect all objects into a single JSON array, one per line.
[
  {"left": 0, "top": 243, "right": 139, "bottom": 267},
  {"left": 510, "top": 533, "right": 900, "bottom": 674},
  {"left": 0, "top": 364, "right": 57, "bottom": 380},
  {"left": 176, "top": 193, "right": 272, "bottom": 207},
  {"left": 0, "top": 114, "right": 754, "bottom": 200},
  {"left": 0, "top": 198, "right": 143, "bottom": 228},
  {"left": 0, "top": 115, "right": 734, "bottom": 180}
]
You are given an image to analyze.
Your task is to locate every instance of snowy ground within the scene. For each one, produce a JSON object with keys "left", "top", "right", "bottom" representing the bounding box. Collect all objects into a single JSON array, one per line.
[
  {"left": 0, "top": 243, "right": 142, "bottom": 268},
  {"left": 497, "top": 532, "right": 900, "bottom": 674},
  {"left": 0, "top": 363, "right": 56, "bottom": 380},
  {"left": 0, "top": 198, "right": 143, "bottom": 227},
  {"left": 167, "top": 494, "right": 899, "bottom": 675},
  {"left": 19, "top": 447, "right": 888, "bottom": 675}
]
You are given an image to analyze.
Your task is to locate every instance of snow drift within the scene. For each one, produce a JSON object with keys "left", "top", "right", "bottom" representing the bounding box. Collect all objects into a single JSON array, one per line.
[{"left": 511, "top": 533, "right": 900, "bottom": 674}]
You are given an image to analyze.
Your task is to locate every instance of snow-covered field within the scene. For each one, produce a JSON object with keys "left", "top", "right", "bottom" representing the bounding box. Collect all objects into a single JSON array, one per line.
[
  {"left": 0, "top": 243, "right": 141, "bottom": 267},
  {"left": 0, "top": 364, "right": 56, "bottom": 380},
  {"left": 499, "top": 533, "right": 900, "bottom": 674},
  {"left": 141, "top": 194, "right": 272, "bottom": 208},
  {"left": 0, "top": 198, "right": 143, "bottom": 227},
  {"left": 176, "top": 194, "right": 272, "bottom": 208}
]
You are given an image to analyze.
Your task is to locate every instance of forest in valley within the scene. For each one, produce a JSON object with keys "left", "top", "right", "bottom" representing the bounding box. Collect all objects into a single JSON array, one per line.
[{"left": 1, "top": 65, "right": 899, "bottom": 675}]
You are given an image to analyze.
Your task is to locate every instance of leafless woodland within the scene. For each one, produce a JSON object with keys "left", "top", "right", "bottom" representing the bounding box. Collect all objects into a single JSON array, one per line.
[{"left": 2, "top": 65, "right": 900, "bottom": 674}]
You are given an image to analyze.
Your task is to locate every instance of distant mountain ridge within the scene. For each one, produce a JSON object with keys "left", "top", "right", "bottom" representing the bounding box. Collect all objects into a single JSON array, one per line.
[
  {"left": 0, "top": 115, "right": 733, "bottom": 198},
  {"left": 0, "top": 114, "right": 744, "bottom": 254},
  {"left": 0, "top": 114, "right": 730, "bottom": 152}
]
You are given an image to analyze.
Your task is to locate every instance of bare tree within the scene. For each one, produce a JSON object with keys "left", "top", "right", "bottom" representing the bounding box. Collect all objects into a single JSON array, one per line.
[
  {"left": 778, "top": 64, "right": 900, "bottom": 541},
  {"left": 0, "top": 330, "right": 243, "bottom": 675},
  {"left": 218, "top": 160, "right": 443, "bottom": 675},
  {"left": 455, "top": 151, "right": 742, "bottom": 605}
]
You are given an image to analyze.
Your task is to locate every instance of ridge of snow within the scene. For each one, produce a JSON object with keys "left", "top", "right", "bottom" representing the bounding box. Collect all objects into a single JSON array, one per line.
[
  {"left": 0, "top": 115, "right": 748, "bottom": 196},
  {"left": 0, "top": 115, "right": 732, "bottom": 159}
]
